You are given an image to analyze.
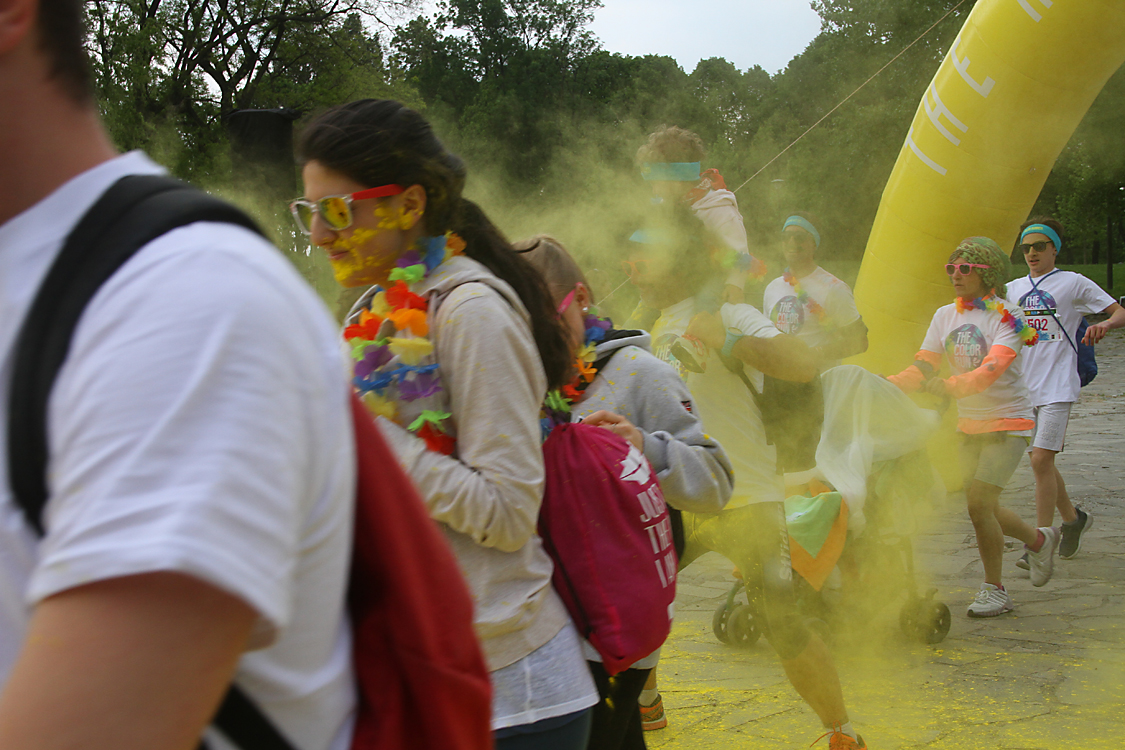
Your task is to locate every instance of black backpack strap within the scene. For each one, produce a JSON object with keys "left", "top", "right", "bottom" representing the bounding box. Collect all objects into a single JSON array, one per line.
[
  {"left": 9, "top": 174, "right": 263, "bottom": 533},
  {"left": 7, "top": 173, "right": 295, "bottom": 750}
]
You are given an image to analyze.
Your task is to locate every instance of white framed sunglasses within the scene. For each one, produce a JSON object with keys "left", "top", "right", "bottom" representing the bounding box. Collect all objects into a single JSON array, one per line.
[{"left": 289, "top": 184, "right": 404, "bottom": 235}]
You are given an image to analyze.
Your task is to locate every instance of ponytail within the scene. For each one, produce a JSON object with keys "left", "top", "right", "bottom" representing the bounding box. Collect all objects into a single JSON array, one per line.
[{"left": 453, "top": 199, "right": 572, "bottom": 389}]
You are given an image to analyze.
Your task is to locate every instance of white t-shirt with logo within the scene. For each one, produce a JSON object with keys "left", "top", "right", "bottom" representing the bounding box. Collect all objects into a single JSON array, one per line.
[
  {"left": 651, "top": 299, "right": 784, "bottom": 508},
  {"left": 763, "top": 267, "right": 861, "bottom": 353},
  {"left": 920, "top": 303, "right": 1033, "bottom": 424},
  {"left": 0, "top": 152, "right": 356, "bottom": 750},
  {"left": 1007, "top": 270, "right": 1115, "bottom": 406}
]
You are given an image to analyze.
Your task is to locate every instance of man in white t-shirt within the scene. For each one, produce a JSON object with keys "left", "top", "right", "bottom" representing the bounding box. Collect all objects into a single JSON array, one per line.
[
  {"left": 621, "top": 212, "right": 869, "bottom": 749},
  {"left": 0, "top": 4, "right": 356, "bottom": 748},
  {"left": 763, "top": 214, "right": 868, "bottom": 370},
  {"left": 1007, "top": 219, "right": 1125, "bottom": 563}
]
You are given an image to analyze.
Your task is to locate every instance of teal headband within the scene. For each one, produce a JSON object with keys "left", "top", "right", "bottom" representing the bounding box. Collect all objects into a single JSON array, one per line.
[
  {"left": 1020, "top": 224, "right": 1062, "bottom": 253},
  {"left": 641, "top": 162, "right": 702, "bottom": 182},
  {"left": 629, "top": 229, "right": 668, "bottom": 245},
  {"left": 782, "top": 215, "right": 821, "bottom": 248}
]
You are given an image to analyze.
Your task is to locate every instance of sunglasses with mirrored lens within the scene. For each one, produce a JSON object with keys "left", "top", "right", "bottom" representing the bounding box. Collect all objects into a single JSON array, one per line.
[
  {"left": 1018, "top": 241, "right": 1053, "bottom": 254},
  {"left": 945, "top": 263, "right": 991, "bottom": 276},
  {"left": 289, "top": 184, "right": 404, "bottom": 235}
]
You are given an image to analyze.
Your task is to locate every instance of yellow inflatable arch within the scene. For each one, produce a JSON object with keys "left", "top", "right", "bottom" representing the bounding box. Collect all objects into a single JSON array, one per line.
[{"left": 853, "top": 0, "right": 1125, "bottom": 374}]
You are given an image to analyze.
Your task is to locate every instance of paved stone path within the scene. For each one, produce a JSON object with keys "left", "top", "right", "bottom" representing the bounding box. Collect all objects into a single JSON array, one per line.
[{"left": 648, "top": 329, "right": 1125, "bottom": 750}]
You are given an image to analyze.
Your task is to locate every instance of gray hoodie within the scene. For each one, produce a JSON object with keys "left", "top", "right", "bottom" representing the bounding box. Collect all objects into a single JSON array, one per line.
[
  {"left": 570, "top": 330, "right": 733, "bottom": 515},
  {"left": 350, "top": 254, "right": 567, "bottom": 671}
]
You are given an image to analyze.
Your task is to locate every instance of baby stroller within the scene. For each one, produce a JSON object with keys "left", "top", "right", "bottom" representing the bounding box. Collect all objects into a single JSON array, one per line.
[{"left": 711, "top": 366, "right": 952, "bottom": 647}]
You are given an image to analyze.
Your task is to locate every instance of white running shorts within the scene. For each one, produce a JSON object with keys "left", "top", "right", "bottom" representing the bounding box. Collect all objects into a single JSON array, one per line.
[{"left": 1030, "top": 402, "right": 1073, "bottom": 453}]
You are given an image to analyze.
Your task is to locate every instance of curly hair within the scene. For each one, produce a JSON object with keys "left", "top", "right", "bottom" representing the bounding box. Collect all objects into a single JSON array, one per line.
[
  {"left": 635, "top": 126, "right": 706, "bottom": 166},
  {"left": 948, "top": 236, "right": 1011, "bottom": 299}
]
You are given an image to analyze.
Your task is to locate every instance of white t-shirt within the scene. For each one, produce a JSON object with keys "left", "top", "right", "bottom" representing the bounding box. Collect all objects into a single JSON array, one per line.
[
  {"left": 1007, "top": 270, "right": 1115, "bottom": 406},
  {"left": 763, "top": 267, "right": 861, "bottom": 352},
  {"left": 651, "top": 299, "right": 784, "bottom": 508},
  {"left": 920, "top": 303, "right": 1033, "bottom": 424},
  {"left": 0, "top": 152, "right": 356, "bottom": 750}
]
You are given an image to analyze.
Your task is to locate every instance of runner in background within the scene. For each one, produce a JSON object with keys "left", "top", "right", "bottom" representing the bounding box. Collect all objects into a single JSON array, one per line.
[
  {"left": 763, "top": 213, "right": 868, "bottom": 370},
  {"left": 623, "top": 207, "right": 867, "bottom": 750},
  {"left": 633, "top": 126, "right": 761, "bottom": 315},
  {"left": 888, "top": 237, "right": 1056, "bottom": 618},
  {"left": 1007, "top": 217, "right": 1125, "bottom": 564}
]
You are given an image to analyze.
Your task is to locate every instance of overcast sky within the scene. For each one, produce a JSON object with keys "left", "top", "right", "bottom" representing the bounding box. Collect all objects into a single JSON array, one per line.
[
  {"left": 589, "top": 0, "right": 823, "bottom": 74},
  {"left": 406, "top": 1, "right": 824, "bottom": 75}
]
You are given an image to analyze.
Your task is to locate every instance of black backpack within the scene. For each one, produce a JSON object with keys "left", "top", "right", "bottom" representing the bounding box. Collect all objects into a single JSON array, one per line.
[{"left": 8, "top": 174, "right": 297, "bottom": 750}]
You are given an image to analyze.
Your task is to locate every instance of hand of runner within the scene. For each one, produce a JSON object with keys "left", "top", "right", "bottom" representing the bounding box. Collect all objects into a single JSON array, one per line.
[
  {"left": 924, "top": 377, "right": 950, "bottom": 397},
  {"left": 686, "top": 312, "right": 725, "bottom": 350},
  {"left": 1082, "top": 322, "right": 1109, "bottom": 345},
  {"left": 582, "top": 410, "right": 644, "bottom": 450}
]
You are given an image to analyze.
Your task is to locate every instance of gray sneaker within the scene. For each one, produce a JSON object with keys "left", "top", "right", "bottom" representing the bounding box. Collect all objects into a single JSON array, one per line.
[
  {"left": 1015, "top": 551, "right": 1029, "bottom": 571},
  {"left": 1059, "top": 508, "right": 1092, "bottom": 559},
  {"left": 1027, "top": 527, "right": 1059, "bottom": 587},
  {"left": 967, "top": 583, "right": 1014, "bottom": 617}
]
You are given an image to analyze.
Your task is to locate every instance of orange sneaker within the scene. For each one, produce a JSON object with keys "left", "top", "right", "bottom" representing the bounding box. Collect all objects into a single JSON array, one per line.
[
  {"left": 812, "top": 728, "right": 867, "bottom": 749},
  {"left": 639, "top": 694, "right": 667, "bottom": 731}
]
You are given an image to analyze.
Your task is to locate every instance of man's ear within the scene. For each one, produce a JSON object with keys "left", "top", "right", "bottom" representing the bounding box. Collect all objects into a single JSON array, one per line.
[{"left": 0, "top": 0, "right": 36, "bottom": 57}]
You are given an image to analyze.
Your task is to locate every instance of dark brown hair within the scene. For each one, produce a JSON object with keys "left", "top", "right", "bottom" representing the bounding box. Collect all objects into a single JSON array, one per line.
[
  {"left": 35, "top": 0, "right": 94, "bottom": 103},
  {"left": 299, "top": 99, "right": 572, "bottom": 389}
]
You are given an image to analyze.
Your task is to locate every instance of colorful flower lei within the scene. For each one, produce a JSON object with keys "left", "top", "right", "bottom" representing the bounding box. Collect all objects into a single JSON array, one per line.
[
  {"left": 541, "top": 313, "right": 614, "bottom": 434},
  {"left": 782, "top": 268, "right": 830, "bottom": 326},
  {"left": 955, "top": 295, "right": 1039, "bottom": 346},
  {"left": 345, "top": 232, "right": 466, "bottom": 454}
]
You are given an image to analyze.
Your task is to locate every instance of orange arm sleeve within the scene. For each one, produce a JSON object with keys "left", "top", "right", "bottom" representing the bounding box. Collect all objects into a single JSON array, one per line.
[
  {"left": 886, "top": 350, "right": 942, "bottom": 393},
  {"left": 943, "top": 345, "right": 1017, "bottom": 399}
]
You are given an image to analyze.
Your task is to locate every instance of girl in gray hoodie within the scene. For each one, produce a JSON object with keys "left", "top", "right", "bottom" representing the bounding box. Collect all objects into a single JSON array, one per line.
[
  {"left": 301, "top": 101, "right": 597, "bottom": 750},
  {"left": 517, "top": 235, "right": 733, "bottom": 750}
]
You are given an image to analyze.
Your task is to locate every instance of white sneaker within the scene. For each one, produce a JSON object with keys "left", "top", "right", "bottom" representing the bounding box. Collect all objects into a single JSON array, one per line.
[
  {"left": 967, "top": 583, "right": 1014, "bottom": 617},
  {"left": 1027, "top": 527, "right": 1059, "bottom": 587}
]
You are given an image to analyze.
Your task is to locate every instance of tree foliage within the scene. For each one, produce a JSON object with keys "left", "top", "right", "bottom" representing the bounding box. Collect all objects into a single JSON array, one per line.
[{"left": 86, "top": 0, "right": 1125, "bottom": 286}]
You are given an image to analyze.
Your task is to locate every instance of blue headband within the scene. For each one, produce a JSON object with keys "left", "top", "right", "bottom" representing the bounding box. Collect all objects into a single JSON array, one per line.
[
  {"left": 1020, "top": 224, "right": 1062, "bottom": 253},
  {"left": 782, "top": 215, "right": 821, "bottom": 248},
  {"left": 641, "top": 162, "right": 702, "bottom": 182}
]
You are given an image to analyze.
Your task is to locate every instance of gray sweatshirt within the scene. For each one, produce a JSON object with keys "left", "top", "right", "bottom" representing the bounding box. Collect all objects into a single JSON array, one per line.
[
  {"left": 570, "top": 330, "right": 733, "bottom": 515},
  {"left": 351, "top": 254, "right": 567, "bottom": 671}
]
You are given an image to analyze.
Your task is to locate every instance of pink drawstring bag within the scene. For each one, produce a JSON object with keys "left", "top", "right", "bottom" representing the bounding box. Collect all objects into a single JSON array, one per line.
[{"left": 539, "top": 423, "right": 677, "bottom": 675}]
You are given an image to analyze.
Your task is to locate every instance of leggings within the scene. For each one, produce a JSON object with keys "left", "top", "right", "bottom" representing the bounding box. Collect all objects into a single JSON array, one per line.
[
  {"left": 494, "top": 708, "right": 593, "bottom": 750},
  {"left": 586, "top": 662, "right": 650, "bottom": 750}
]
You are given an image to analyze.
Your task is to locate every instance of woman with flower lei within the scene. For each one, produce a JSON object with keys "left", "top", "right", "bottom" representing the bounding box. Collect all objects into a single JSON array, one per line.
[
  {"left": 516, "top": 235, "right": 732, "bottom": 750},
  {"left": 887, "top": 237, "right": 1057, "bottom": 620},
  {"left": 297, "top": 100, "right": 596, "bottom": 749}
]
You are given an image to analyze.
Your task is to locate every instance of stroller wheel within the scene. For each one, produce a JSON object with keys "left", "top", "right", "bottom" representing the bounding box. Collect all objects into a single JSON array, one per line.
[
  {"left": 712, "top": 601, "right": 733, "bottom": 644},
  {"left": 727, "top": 604, "right": 761, "bottom": 648},
  {"left": 900, "top": 599, "right": 951, "bottom": 644},
  {"left": 920, "top": 602, "right": 951, "bottom": 644}
]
